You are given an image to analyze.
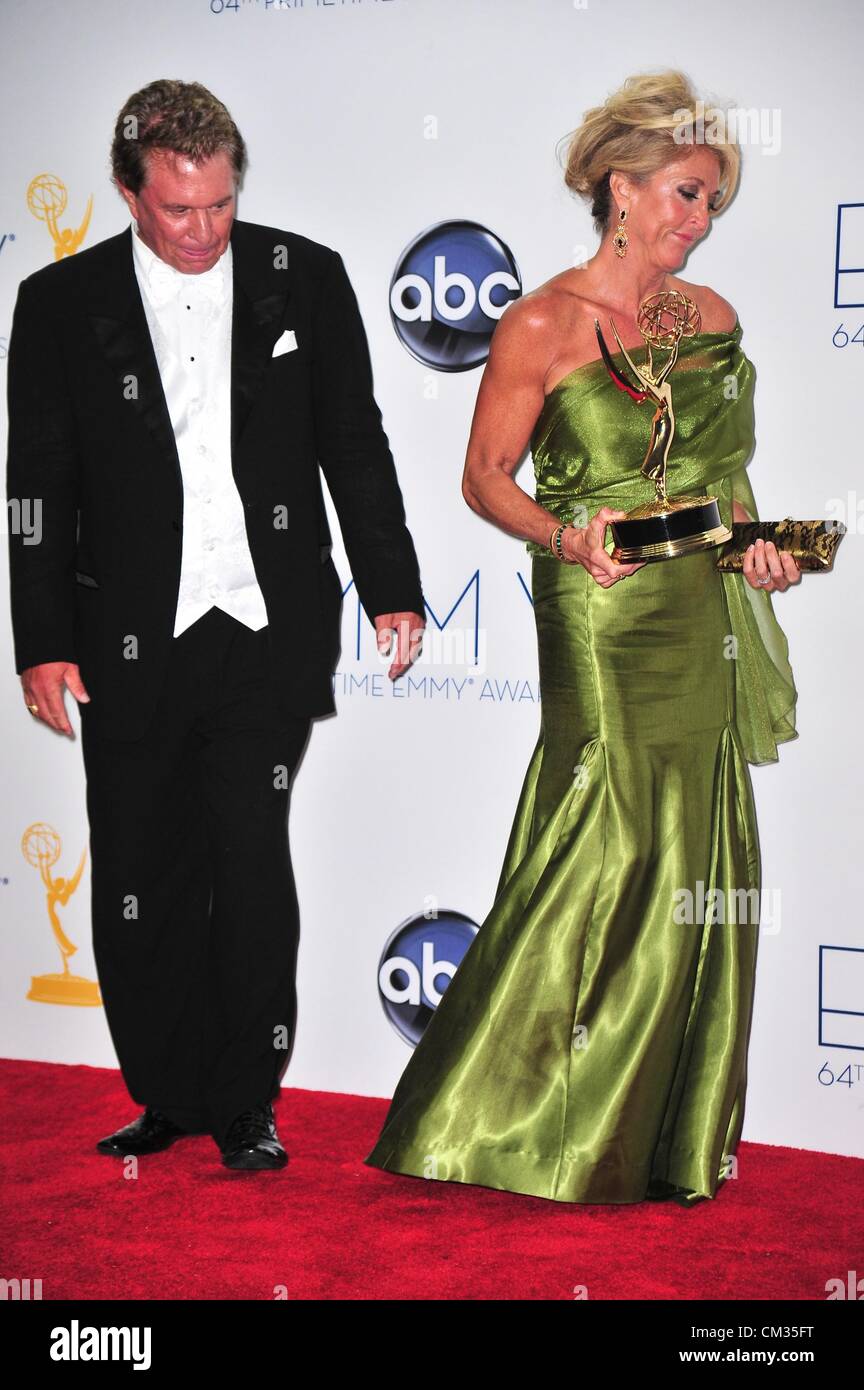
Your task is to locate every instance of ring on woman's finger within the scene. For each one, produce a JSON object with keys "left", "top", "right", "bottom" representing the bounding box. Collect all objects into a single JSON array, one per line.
[{"left": 26, "top": 702, "right": 39, "bottom": 714}]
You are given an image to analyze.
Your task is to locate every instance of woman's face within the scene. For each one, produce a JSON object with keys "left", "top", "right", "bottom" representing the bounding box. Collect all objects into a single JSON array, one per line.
[{"left": 615, "top": 147, "right": 723, "bottom": 270}]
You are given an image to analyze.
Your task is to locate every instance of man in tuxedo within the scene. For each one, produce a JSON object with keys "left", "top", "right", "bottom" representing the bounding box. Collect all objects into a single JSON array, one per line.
[{"left": 6, "top": 79, "right": 425, "bottom": 1169}]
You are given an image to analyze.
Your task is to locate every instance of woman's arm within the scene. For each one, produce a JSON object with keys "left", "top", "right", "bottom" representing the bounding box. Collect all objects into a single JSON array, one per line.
[
  {"left": 461, "top": 298, "right": 645, "bottom": 583},
  {"left": 461, "top": 297, "right": 568, "bottom": 549}
]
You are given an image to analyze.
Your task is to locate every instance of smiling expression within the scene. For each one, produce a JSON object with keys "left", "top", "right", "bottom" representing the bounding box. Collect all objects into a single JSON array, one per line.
[
  {"left": 612, "top": 147, "right": 724, "bottom": 270},
  {"left": 116, "top": 147, "right": 236, "bottom": 274}
]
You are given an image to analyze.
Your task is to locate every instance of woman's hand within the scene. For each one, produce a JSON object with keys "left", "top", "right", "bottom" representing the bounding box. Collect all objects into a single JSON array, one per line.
[
  {"left": 742, "top": 539, "right": 802, "bottom": 593},
  {"left": 560, "top": 507, "right": 647, "bottom": 587}
]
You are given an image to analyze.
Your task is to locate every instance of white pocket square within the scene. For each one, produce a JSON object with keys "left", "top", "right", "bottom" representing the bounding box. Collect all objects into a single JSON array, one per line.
[{"left": 272, "top": 329, "right": 298, "bottom": 357}]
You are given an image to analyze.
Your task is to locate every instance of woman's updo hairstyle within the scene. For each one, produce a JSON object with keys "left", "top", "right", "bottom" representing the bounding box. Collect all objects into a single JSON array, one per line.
[{"left": 560, "top": 70, "right": 741, "bottom": 237}]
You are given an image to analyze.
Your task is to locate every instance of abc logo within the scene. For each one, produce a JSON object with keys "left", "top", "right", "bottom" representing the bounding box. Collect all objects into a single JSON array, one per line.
[
  {"left": 378, "top": 909, "right": 479, "bottom": 1046},
  {"left": 390, "top": 220, "right": 521, "bottom": 371}
]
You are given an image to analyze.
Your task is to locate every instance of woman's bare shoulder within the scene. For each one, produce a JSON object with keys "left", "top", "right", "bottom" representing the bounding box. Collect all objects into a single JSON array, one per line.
[
  {"left": 496, "top": 275, "right": 586, "bottom": 336},
  {"left": 490, "top": 274, "right": 596, "bottom": 374},
  {"left": 667, "top": 276, "right": 738, "bottom": 332}
]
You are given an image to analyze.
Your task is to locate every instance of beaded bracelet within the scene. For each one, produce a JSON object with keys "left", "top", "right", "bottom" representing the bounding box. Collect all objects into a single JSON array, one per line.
[{"left": 549, "top": 523, "right": 579, "bottom": 564}]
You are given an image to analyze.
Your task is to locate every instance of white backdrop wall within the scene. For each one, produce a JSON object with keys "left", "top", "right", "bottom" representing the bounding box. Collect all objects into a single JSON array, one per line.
[{"left": 1, "top": 0, "right": 861, "bottom": 1162}]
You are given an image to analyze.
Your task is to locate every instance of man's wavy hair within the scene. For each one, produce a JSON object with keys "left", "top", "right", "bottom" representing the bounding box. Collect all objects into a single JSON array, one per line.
[{"left": 110, "top": 79, "right": 247, "bottom": 194}]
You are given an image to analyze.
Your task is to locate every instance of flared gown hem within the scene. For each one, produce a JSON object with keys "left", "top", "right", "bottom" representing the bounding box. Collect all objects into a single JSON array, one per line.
[{"left": 363, "top": 1143, "right": 732, "bottom": 1207}]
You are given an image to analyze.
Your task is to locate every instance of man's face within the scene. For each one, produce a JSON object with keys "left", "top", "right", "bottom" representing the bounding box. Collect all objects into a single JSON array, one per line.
[{"left": 118, "top": 148, "right": 236, "bottom": 274}]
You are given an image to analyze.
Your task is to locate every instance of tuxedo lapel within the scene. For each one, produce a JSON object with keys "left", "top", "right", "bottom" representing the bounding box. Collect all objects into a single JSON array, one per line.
[
  {"left": 87, "top": 228, "right": 182, "bottom": 488},
  {"left": 229, "top": 221, "right": 291, "bottom": 461}
]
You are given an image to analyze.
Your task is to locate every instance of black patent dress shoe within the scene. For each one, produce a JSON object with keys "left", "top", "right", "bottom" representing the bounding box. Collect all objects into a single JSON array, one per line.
[
  {"left": 219, "top": 1102, "right": 288, "bottom": 1171},
  {"left": 96, "top": 1107, "right": 190, "bottom": 1157}
]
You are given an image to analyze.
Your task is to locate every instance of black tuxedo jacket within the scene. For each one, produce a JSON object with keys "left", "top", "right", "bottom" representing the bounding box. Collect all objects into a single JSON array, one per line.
[{"left": 6, "top": 218, "right": 425, "bottom": 740}]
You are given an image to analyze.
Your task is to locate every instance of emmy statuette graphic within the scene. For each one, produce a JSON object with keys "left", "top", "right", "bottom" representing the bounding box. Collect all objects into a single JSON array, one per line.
[
  {"left": 21, "top": 823, "right": 101, "bottom": 1006},
  {"left": 26, "top": 173, "right": 93, "bottom": 261}
]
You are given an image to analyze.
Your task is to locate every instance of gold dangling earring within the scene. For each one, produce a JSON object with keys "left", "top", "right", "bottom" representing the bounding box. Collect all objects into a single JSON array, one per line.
[{"left": 612, "top": 207, "right": 629, "bottom": 258}]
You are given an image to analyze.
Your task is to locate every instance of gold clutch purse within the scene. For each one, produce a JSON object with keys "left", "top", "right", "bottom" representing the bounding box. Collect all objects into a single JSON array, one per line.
[{"left": 715, "top": 518, "right": 847, "bottom": 573}]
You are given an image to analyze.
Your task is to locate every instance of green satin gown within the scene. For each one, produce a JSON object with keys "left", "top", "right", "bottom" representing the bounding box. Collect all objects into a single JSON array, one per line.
[{"left": 365, "top": 321, "right": 798, "bottom": 1205}]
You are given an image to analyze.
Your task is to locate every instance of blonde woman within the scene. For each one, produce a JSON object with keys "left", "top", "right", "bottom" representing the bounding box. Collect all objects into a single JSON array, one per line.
[{"left": 366, "top": 71, "right": 800, "bottom": 1205}]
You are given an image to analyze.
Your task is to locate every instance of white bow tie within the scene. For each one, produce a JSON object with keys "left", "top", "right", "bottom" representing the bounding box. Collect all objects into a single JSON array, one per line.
[{"left": 146, "top": 253, "right": 227, "bottom": 309}]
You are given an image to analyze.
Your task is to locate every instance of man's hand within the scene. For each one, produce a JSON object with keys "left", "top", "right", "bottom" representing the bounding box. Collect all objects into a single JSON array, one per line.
[
  {"left": 20, "top": 662, "right": 90, "bottom": 736},
  {"left": 374, "top": 612, "right": 425, "bottom": 680}
]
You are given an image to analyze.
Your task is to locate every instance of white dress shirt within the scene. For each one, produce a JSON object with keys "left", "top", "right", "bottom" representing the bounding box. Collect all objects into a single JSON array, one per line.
[{"left": 130, "top": 220, "right": 269, "bottom": 637}]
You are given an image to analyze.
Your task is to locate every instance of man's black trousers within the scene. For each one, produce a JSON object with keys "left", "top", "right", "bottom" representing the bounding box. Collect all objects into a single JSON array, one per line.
[{"left": 80, "top": 606, "right": 312, "bottom": 1148}]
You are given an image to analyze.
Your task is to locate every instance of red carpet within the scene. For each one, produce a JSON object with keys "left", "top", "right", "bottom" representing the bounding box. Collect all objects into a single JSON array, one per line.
[{"left": 1, "top": 1058, "right": 860, "bottom": 1301}]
